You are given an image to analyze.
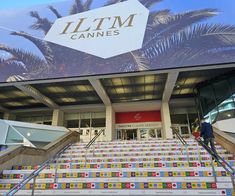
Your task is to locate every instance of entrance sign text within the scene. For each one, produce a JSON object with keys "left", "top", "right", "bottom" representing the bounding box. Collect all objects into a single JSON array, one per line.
[{"left": 44, "top": 0, "right": 149, "bottom": 58}]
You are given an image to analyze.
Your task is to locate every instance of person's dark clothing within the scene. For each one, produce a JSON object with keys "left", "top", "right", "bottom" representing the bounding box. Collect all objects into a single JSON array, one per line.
[
  {"left": 204, "top": 138, "right": 217, "bottom": 155},
  {"left": 200, "top": 122, "right": 217, "bottom": 155},
  {"left": 200, "top": 122, "right": 214, "bottom": 139}
]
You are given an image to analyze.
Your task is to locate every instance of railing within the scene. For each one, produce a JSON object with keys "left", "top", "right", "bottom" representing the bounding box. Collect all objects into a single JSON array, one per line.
[
  {"left": 196, "top": 137, "right": 235, "bottom": 188},
  {"left": 84, "top": 129, "right": 104, "bottom": 164},
  {"left": 171, "top": 127, "right": 190, "bottom": 163},
  {"left": 4, "top": 143, "right": 73, "bottom": 196}
]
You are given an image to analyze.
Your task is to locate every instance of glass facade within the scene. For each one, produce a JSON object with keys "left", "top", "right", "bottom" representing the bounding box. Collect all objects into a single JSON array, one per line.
[
  {"left": 65, "top": 112, "right": 105, "bottom": 129},
  {"left": 197, "top": 73, "right": 235, "bottom": 117},
  {"left": 205, "top": 94, "right": 235, "bottom": 123},
  {"left": 16, "top": 112, "right": 53, "bottom": 125},
  {"left": 0, "top": 119, "right": 68, "bottom": 148}
]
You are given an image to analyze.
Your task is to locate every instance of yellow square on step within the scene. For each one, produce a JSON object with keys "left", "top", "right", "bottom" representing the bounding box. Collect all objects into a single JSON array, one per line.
[
  {"left": 201, "top": 182, "right": 207, "bottom": 189},
  {"left": 78, "top": 183, "right": 83, "bottom": 189}
]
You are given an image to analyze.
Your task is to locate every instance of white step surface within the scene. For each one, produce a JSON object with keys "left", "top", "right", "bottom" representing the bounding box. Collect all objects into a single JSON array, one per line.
[
  {"left": 0, "top": 185, "right": 233, "bottom": 196},
  {"left": 0, "top": 177, "right": 234, "bottom": 184},
  {"left": 3, "top": 166, "right": 235, "bottom": 175}
]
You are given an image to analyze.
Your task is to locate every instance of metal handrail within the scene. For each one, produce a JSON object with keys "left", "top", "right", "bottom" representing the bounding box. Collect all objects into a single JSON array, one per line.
[
  {"left": 171, "top": 127, "right": 190, "bottom": 163},
  {"left": 172, "top": 127, "right": 218, "bottom": 183},
  {"left": 171, "top": 127, "right": 187, "bottom": 145},
  {"left": 196, "top": 137, "right": 235, "bottom": 188},
  {"left": 84, "top": 129, "right": 104, "bottom": 164},
  {"left": 84, "top": 129, "right": 104, "bottom": 150},
  {"left": 4, "top": 143, "right": 73, "bottom": 196}
]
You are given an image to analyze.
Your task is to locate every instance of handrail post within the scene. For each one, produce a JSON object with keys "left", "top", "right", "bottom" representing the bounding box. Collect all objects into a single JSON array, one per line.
[
  {"left": 85, "top": 149, "right": 87, "bottom": 167},
  {"left": 93, "top": 143, "right": 95, "bottom": 157},
  {"left": 196, "top": 141, "right": 202, "bottom": 163},
  {"left": 54, "top": 157, "right": 59, "bottom": 184},
  {"left": 210, "top": 153, "right": 217, "bottom": 183},
  {"left": 185, "top": 144, "right": 190, "bottom": 164},
  {"left": 31, "top": 176, "right": 36, "bottom": 196}
]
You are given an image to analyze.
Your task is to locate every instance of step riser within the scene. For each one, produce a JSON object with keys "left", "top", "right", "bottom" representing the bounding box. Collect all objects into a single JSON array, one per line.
[
  {"left": 0, "top": 189, "right": 233, "bottom": 196},
  {"left": 74, "top": 140, "right": 198, "bottom": 145},
  {"left": 0, "top": 182, "right": 232, "bottom": 190},
  {"left": 0, "top": 177, "right": 234, "bottom": 184},
  {"left": 3, "top": 167, "right": 234, "bottom": 175},
  {"left": 56, "top": 155, "right": 233, "bottom": 162},
  {"left": 69, "top": 144, "right": 220, "bottom": 149},
  {"left": 11, "top": 161, "right": 235, "bottom": 170},
  {"left": 1, "top": 170, "right": 230, "bottom": 180},
  {"left": 60, "top": 152, "right": 231, "bottom": 158},
  {"left": 64, "top": 148, "right": 226, "bottom": 154}
]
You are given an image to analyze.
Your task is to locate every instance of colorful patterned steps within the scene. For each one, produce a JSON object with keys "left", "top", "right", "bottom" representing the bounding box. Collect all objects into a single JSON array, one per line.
[
  {"left": 0, "top": 182, "right": 232, "bottom": 190},
  {"left": 69, "top": 143, "right": 206, "bottom": 150},
  {"left": 3, "top": 166, "right": 235, "bottom": 177},
  {"left": 1, "top": 138, "right": 234, "bottom": 196},
  {"left": 68, "top": 144, "right": 222, "bottom": 150},
  {"left": 1, "top": 170, "right": 231, "bottom": 180},
  {"left": 64, "top": 146, "right": 225, "bottom": 153},
  {"left": 61, "top": 151, "right": 229, "bottom": 158},
  {"left": 0, "top": 188, "right": 233, "bottom": 196},
  {"left": 74, "top": 139, "right": 197, "bottom": 145},
  {"left": 0, "top": 176, "right": 234, "bottom": 184},
  {"left": 11, "top": 161, "right": 235, "bottom": 170},
  {"left": 56, "top": 154, "right": 234, "bottom": 163}
]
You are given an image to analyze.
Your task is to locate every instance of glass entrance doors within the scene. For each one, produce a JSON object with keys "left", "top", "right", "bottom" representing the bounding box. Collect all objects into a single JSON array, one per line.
[
  {"left": 139, "top": 128, "right": 162, "bottom": 140},
  {"left": 171, "top": 124, "right": 191, "bottom": 137},
  {"left": 117, "top": 129, "right": 137, "bottom": 140},
  {"left": 117, "top": 128, "right": 162, "bottom": 141}
]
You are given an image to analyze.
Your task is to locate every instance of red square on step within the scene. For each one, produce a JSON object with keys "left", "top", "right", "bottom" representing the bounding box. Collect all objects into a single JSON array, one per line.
[
  {"left": 211, "top": 182, "right": 217, "bottom": 188},
  {"left": 167, "top": 183, "right": 172, "bottom": 189}
]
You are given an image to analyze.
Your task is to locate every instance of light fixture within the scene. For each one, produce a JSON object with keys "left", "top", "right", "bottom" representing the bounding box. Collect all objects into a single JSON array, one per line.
[
  {"left": 227, "top": 114, "right": 231, "bottom": 117},
  {"left": 27, "top": 132, "right": 31, "bottom": 137}
]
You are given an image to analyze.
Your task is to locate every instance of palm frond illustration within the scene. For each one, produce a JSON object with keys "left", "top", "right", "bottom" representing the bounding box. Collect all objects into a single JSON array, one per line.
[{"left": 1, "top": 0, "right": 235, "bottom": 82}]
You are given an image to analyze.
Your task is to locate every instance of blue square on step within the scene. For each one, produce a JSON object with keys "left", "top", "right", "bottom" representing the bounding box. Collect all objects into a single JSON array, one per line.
[
  {"left": 144, "top": 183, "right": 148, "bottom": 188},
  {"left": 177, "top": 182, "right": 182, "bottom": 188}
]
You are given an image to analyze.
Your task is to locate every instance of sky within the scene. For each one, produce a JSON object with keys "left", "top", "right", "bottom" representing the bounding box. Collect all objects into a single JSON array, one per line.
[
  {"left": 0, "top": 0, "right": 235, "bottom": 57},
  {"left": 0, "top": 0, "right": 66, "bottom": 10}
]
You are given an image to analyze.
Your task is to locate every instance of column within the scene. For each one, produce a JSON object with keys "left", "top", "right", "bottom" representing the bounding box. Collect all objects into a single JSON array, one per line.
[
  {"left": 52, "top": 109, "right": 64, "bottom": 126},
  {"left": 161, "top": 102, "right": 173, "bottom": 139},
  {"left": 105, "top": 106, "right": 115, "bottom": 141},
  {"left": 3, "top": 112, "right": 16, "bottom": 121}
]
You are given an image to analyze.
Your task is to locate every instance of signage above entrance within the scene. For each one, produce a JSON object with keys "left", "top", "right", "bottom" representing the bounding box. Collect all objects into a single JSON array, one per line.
[
  {"left": 44, "top": 0, "right": 149, "bottom": 58},
  {"left": 116, "top": 111, "right": 161, "bottom": 124},
  {"left": 115, "top": 122, "right": 162, "bottom": 129}
]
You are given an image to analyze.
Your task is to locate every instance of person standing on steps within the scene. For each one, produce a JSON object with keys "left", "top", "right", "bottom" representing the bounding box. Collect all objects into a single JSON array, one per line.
[{"left": 200, "top": 118, "right": 217, "bottom": 156}]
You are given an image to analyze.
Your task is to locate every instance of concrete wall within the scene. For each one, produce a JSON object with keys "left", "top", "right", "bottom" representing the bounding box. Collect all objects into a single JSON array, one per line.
[
  {"left": 213, "top": 127, "right": 235, "bottom": 155},
  {"left": 213, "top": 118, "right": 235, "bottom": 133}
]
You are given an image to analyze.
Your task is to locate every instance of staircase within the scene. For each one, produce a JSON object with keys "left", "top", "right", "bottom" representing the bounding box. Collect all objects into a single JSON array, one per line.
[{"left": 0, "top": 139, "right": 234, "bottom": 195}]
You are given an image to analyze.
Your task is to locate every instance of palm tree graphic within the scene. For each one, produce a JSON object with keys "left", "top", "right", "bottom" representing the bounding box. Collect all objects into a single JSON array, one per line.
[{"left": 1, "top": 0, "right": 235, "bottom": 82}]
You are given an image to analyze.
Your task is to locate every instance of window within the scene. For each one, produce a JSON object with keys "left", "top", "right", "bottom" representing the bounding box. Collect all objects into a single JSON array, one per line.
[
  {"left": 43, "top": 121, "right": 52, "bottom": 125},
  {"left": 156, "top": 129, "right": 162, "bottom": 138},
  {"left": 181, "top": 126, "right": 189, "bottom": 135},
  {"left": 86, "top": 129, "right": 90, "bottom": 135},
  {"left": 199, "top": 85, "right": 216, "bottom": 115},
  {"left": 91, "top": 118, "right": 105, "bottom": 127},
  {"left": 171, "top": 114, "right": 188, "bottom": 124},
  {"left": 81, "top": 119, "right": 90, "bottom": 128},
  {"left": 67, "top": 120, "right": 79, "bottom": 128}
]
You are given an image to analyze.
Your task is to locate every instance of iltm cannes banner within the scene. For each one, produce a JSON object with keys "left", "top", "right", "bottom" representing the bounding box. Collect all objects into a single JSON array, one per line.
[{"left": 0, "top": 0, "right": 235, "bottom": 83}]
